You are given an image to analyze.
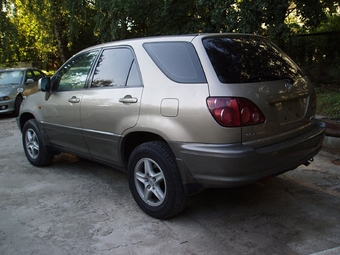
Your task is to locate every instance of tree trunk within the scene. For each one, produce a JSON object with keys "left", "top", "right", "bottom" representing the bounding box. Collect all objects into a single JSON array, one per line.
[{"left": 54, "top": 19, "right": 70, "bottom": 64}]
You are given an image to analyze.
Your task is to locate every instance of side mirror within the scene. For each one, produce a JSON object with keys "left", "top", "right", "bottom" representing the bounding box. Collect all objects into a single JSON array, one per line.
[{"left": 38, "top": 77, "right": 51, "bottom": 92}]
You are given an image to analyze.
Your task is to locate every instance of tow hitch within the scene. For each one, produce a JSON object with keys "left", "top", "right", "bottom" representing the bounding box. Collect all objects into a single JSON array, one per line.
[{"left": 303, "top": 158, "right": 314, "bottom": 166}]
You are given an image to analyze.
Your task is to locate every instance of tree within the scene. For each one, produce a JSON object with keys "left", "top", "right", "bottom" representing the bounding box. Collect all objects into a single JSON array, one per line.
[
  {"left": 94, "top": 0, "right": 205, "bottom": 41},
  {"left": 0, "top": 0, "right": 20, "bottom": 66},
  {"left": 1, "top": 0, "right": 340, "bottom": 69},
  {"left": 0, "top": 0, "right": 98, "bottom": 68},
  {"left": 22, "top": 0, "right": 98, "bottom": 64},
  {"left": 92, "top": 0, "right": 340, "bottom": 46}
]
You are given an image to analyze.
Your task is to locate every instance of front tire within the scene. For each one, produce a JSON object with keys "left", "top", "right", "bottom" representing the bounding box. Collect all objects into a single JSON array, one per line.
[
  {"left": 22, "top": 119, "right": 53, "bottom": 166},
  {"left": 14, "top": 96, "right": 22, "bottom": 116},
  {"left": 128, "top": 141, "right": 187, "bottom": 219}
]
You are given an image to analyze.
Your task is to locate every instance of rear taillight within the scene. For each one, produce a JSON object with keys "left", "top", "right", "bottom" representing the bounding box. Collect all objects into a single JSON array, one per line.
[{"left": 206, "top": 97, "right": 265, "bottom": 127}]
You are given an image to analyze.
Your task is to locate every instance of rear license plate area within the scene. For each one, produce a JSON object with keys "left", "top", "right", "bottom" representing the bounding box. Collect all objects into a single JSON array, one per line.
[{"left": 275, "top": 98, "right": 307, "bottom": 124}]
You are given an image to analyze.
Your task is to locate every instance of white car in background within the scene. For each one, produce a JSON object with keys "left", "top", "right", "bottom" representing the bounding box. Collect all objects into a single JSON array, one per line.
[{"left": 0, "top": 68, "right": 45, "bottom": 116}]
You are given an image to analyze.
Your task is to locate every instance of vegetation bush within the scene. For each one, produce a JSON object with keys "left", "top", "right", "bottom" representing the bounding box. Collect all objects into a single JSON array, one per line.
[{"left": 1, "top": 0, "right": 339, "bottom": 118}]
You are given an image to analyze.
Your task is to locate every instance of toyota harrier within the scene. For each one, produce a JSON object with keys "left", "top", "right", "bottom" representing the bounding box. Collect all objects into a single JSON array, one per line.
[{"left": 17, "top": 34, "right": 325, "bottom": 219}]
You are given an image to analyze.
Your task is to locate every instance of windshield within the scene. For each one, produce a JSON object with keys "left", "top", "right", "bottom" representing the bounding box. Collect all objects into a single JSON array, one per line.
[
  {"left": 203, "top": 36, "right": 304, "bottom": 83},
  {"left": 0, "top": 70, "right": 24, "bottom": 85}
]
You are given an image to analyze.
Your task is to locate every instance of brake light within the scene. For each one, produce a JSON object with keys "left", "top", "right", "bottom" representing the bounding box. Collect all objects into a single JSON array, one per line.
[{"left": 206, "top": 97, "right": 265, "bottom": 127}]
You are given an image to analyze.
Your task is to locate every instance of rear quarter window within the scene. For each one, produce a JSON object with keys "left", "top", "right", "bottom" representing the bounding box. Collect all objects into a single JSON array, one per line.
[{"left": 143, "top": 42, "right": 206, "bottom": 83}]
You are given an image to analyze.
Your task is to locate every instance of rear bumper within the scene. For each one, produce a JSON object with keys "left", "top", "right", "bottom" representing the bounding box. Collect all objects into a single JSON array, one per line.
[{"left": 171, "top": 120, "right": 326, "bottom": 192}]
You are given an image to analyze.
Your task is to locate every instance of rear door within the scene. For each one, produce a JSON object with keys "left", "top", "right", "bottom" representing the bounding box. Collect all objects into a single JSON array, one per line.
[
  {"left": 81, "top": 47, "right": 143, "bottom": 165},
  {"left": 42, "top": 51, "right": 99, "bottom": 156}
]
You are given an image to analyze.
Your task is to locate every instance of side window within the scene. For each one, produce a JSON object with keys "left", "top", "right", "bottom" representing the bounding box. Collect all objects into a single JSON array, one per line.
[
  {"left": 91, "top": 48, "right": 142, "bottom": 88},
  {"left": 32, "top": 70, "right": 45, "bottom": 81},
  {"left": 143, "top": 42, "right": 206, "bottom": 83},
  {"left": 25, "top": 70, "right": 33, "bottom": 83},
  {"left": 127, "top": 60, "right": 142, "bottom": 87},
  {"left": 53, "top": 51, "right": 98, "bottom": 91}
]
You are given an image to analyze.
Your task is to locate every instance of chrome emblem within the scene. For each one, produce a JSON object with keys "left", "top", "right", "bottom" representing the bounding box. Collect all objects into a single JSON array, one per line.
[{"left": 285, "top": 82, "right": 293, "bottom": 90}]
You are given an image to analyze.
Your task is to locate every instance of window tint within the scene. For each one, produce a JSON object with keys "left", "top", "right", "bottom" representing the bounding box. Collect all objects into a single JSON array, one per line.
[
  {"left": 26, "top": 70, "right": 33, "bottom": 81},
  {"left": 53, "top": 51, "right": 98, "bottom": 91},
  {"left": 91, "top": 48, "right": 141, "bottom": 88},
  {"left": 127, "top": 60, "right": 142, "bottom": 87},
  {"left": 203, "top": 36, "right": 304, "bottom": 83},
  {"left": 32, "top": 70, "right": 45, "bottom": 81},
  {"left": 143, "top": 42, "right": 206, "bottom": 83},
  {"left": 26, "top": 70, "right": 44, "bottom": 82}
]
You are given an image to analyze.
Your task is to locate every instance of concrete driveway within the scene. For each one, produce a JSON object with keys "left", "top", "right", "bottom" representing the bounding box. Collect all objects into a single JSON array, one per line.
[{"left": 1, "top": 116, "right": 340, "bottom": 255}]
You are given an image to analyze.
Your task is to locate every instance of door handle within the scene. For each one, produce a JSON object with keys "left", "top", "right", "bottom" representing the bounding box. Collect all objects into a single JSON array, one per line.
[
  {"left": 68, "top": 96, "right": 80, "bottom": 103},
  {"left": 119, "top": 95, "right": 138, "bottom": 104}
]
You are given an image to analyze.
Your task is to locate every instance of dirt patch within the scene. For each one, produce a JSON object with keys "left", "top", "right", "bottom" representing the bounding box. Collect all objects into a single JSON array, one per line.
[
  {"left": 0, "top": 117, "right": 17, "bottom": 139},
  {"left": 1, "top": 116, "right": 340, "bottom": 255},
  {"left": 332, "top": 158, "right": 340, "bottom": 165}
]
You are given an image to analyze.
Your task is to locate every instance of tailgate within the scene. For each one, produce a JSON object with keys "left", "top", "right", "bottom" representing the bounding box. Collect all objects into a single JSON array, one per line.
[
  {"left": 198, "top": 34, "right": 317, "bottom": 147},
  {"left": 240, "top": 77, "right": 315, "bottom": 147}
]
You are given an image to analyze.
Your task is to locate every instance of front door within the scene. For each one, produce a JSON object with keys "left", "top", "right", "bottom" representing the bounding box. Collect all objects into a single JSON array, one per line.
[{"left": 42, "top": 51, "right": 99, "bottom": 156}]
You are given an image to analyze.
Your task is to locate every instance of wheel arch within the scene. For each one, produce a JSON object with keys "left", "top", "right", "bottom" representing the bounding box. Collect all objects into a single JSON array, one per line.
[
  {"left": 16, "top": 93, "right": 23, "bottom": 100},
  {"left": 120, "top": 131, "right": 167, "bottom": 168},
  {"left": 18, "top": 112, "right": 35, "bottom": 132},
  {"left": 12, "top": 94, "right": 24, "bottom": 115}
]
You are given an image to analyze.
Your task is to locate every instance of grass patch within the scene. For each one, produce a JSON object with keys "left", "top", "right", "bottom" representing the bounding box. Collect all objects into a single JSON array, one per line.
[{"left": 315, "top": 87, "right": 340, "bottom": 119}]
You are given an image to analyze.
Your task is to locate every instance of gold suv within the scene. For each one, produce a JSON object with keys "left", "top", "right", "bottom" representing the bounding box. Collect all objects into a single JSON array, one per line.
[{"left": 17, "top": 34, "right": 325, "bottom": 219}]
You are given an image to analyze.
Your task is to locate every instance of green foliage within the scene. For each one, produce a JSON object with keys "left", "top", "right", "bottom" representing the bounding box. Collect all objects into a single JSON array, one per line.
[
  {"left": 0, "top": 0, "right": 19, "bottom": 65},
  {"left": 1, "top": 0, "right": 98, "bottom": 68},
  {"left": 287, "top": 14, "right": 340, "bottom": 86},
  {"left": 1, "top": 0, "right": 340, "bottom": 74},
  {"left": 316, "top": 87, "right": 340, "bottom": 119},
  {"left": 315, "top": 15, "right": 340, "bottom": 68}
]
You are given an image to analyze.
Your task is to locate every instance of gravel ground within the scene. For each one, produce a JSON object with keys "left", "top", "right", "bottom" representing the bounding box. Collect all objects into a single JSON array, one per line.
[{"left": 1, "top": 116, "right": 340, "bottom": 255}]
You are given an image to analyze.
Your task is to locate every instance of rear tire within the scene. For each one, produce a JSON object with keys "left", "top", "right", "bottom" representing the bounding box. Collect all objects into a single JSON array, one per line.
[
  {"left": 22, "top": 119, "right": 53, "bottom": 166},
  {"left": 128, "top": 141, "right": 187, "bottom": 219}
]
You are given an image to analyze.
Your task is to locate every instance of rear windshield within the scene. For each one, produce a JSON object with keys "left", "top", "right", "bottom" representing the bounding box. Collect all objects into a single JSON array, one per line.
[
  {"left": 143, "top": 42, "right": 206, "bottom": 83},
  {"left": 202, "top": 36, "right": 304, "bottom": 83}
]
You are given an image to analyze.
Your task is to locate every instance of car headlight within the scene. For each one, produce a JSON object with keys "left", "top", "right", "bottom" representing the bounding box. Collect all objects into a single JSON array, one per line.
[{"left": 0, "top": 96, "right": 10, "bottom": 101}]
